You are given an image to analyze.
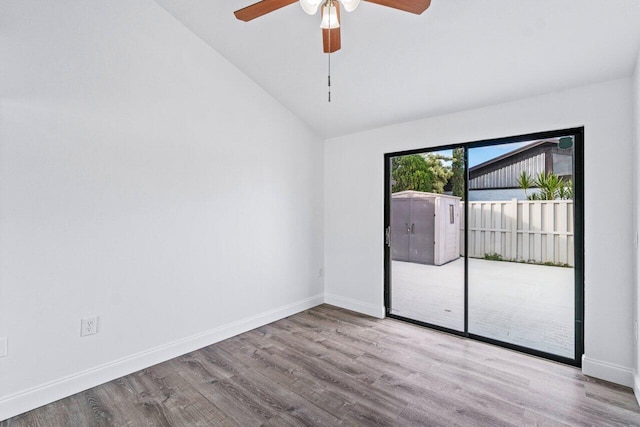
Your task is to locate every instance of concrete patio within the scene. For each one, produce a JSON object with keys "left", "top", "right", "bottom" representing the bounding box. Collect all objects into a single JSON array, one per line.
[{"left": 390, "top": 258, "right": 575, "bottom": 358}]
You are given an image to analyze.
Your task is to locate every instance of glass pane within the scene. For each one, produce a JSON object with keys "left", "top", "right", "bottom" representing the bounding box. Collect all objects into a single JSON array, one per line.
[
  {"left": 389, "top": 148, "right": 465, "bottom": 331},
  {"left": 467, "top": 138, "right": 575, "bottom": 358}
]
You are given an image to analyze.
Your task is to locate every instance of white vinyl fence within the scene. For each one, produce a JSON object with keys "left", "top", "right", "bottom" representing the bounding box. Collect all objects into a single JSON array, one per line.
[{"left": 460, "top": 199, "right": 574, "bottom": 267}]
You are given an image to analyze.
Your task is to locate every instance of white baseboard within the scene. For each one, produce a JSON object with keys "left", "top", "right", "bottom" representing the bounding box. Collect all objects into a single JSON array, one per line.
[
  {"left": 324, "top": 293, "right": 385, "bottom": 319},
  {"left": 0, "top": 294, "right": 324, "bottom": 422},
  {"left": 634, "top": 372, "right": 640, "bottom": 406},
  {"left": 582, "top": 355, "right": 635, "bottom": 387}
]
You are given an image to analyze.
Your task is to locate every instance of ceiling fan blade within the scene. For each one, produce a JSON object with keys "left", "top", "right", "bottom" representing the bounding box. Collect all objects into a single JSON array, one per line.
[
  {"left": 364, "top": 0, "right": 431, "bottom": 14},
  {"left": 234, "top": 0, "right": 298, "bottom": 22},
  {"left": 322, "top": 2, "right": 341, "bottom": 53}
]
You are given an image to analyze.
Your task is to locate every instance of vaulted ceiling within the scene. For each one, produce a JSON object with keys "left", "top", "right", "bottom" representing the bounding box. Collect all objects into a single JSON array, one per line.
[{"left": 154, "top": 0, "right": 640, "bottom": 138}]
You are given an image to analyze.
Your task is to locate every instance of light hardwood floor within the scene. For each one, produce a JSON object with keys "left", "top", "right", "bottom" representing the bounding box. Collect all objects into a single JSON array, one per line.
[{"left": 2, "top": 304, "right": 639, "bottom": 426}]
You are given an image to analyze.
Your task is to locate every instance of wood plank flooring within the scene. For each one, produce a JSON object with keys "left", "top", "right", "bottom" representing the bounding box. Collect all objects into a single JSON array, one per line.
[{"left": 2, "top": 304, "right": 639, "bottom": 426}]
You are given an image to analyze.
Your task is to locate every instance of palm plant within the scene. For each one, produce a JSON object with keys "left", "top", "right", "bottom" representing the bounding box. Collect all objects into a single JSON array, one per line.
[
  {"left": 519, "top": 170, "right": 573, "bottom": 201},
  {"left": 517, "top": 171, "right": 534, "bottom": 199},
  {"left": 535, "top": 172, "right": 562, "bottom": 200}
]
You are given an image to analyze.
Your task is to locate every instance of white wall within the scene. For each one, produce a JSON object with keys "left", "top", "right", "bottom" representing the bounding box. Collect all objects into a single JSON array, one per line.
[
  {"left": 0, "top": 1, "right": 323, "bottom": 420},
  {"left": 633, "top": 48, "right": 640, "bottom": 403},
  {"left": 325, "top": 78, "right": 636, "bottom": 386}
]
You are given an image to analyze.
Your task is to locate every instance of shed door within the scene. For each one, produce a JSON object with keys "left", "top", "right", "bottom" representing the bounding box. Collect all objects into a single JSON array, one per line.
[
  {"left": 443, "top": 200, "right": 459, "bottom": 263},
  {"left": 409, "top": 199, "right": 434, "bottom": 264},
  {"left": 390, "top": 198, "right": 411, "bottom": 262}
]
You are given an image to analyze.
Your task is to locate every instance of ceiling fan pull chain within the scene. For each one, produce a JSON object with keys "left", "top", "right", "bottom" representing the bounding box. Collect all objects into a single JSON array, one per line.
[
  {"left": 328, "top": 53, "right": 331, "bottom": 102},
  {"left": 327, "top": 1, "right": 331, "bottom": 103}
]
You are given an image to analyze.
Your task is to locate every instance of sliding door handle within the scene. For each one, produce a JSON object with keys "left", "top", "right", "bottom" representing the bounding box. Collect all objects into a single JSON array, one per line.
[{"left": 411, "top": 223, "right": 415, "bottom": 235}]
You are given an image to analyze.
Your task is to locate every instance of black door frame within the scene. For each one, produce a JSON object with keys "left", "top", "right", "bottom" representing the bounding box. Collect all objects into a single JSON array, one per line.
[{"left": 383, "top": 127, "right": 585, "bottom": 367}]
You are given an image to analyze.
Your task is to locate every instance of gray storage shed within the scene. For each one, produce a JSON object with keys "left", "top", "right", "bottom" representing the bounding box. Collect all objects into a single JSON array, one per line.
[{"left": 391, "top": 191, "right": 461, "bottom": 266}]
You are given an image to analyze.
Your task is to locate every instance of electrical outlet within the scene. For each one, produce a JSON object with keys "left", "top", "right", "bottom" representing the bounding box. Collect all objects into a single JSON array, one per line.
[
  {"left": 81, "top": 316, "right": 98, "bottom": 337},
  {"left": 0, "top": 337, "right": 7, "bottom": 358}
]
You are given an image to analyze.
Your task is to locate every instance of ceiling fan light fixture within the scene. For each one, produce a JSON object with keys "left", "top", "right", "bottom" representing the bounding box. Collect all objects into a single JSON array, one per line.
[
  {"left": 339, "top": 0, "right": 360, "bottom": 12},
  {"left": 300, "top": 0, "right": 322, "bottom": 15},
  {"left": 320, "top": 2, "right": 340, "bottom": 29}
]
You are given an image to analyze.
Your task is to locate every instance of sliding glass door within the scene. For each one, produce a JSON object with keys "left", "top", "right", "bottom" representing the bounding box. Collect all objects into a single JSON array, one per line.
[
  {"left": 387, "top": 148, "right": 465, "bottom": 331},
  {"left": 384, "top": 129, "right": 583, "bottom": 365}
]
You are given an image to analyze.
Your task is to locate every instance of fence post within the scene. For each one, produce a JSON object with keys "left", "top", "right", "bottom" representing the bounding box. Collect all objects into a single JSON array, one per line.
[
  {"left": 522, "top": 202, "right": 530, "bottom": 261},
  {"left": 510, "top": 198, "right": 518, "bottom": 261}
]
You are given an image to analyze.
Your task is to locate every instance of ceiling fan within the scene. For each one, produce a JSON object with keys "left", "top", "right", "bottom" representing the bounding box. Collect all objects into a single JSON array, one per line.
[{"left": 234, "top": 0, "right": 432, "bottom": 53}]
